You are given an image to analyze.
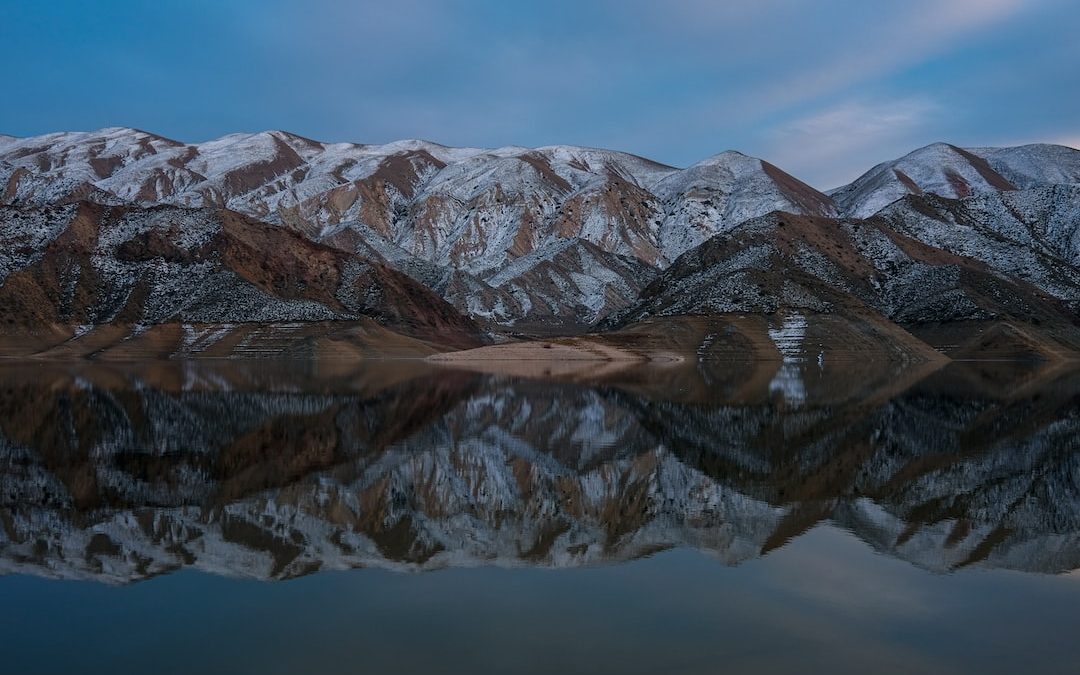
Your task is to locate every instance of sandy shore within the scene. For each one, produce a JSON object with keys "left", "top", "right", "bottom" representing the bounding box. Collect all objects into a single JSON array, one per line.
[{"left": 426, "top": 336, "right": 685, "bottom": 379}]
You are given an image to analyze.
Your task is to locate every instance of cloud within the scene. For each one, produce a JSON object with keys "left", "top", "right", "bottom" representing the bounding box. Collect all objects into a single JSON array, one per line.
[
  {"left": 590, "top": 0, "right": 1044, "bottom": 167},
  {"left": 760, "top": 525, "right": 936, "bottom": 617},
  {"left": 231, "top": 0, "right": 1033, "bottom": 145},
  {"left": 760, "top": 97, "right": 939, "bottom": 188},
  {"left": 609, "top": 0, "right": 801, "bottom": 34},
  {"left": 735, "top": 0, "right": 1030, "bottom": 114},
  {"left": 1, "top": 0, "right": 1069, "bottom": 168}
]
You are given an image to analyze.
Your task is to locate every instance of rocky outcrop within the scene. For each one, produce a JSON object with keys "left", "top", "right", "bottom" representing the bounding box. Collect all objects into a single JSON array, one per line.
[{"left": 0, "top": 202, "right": 482, "bottom": 348}]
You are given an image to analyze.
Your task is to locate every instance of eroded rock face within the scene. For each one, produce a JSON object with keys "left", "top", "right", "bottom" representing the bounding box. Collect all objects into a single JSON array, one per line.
[
  {"left": 606, "top": 210, "right": 1080, "bottom": 358},
  {"left": 874, "top": 187, "right": 1080, "bottom": 310},
  {"left": 0, "top": 202, "right": 482, "bottom": 347},
  {"left": 0, "top": 360, "right": 1077, "bottom": 583}
]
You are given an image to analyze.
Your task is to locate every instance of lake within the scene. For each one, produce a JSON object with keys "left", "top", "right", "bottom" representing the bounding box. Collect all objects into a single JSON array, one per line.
[{"left": 0, "top": 357, "right": 1078, "bottom": 674}]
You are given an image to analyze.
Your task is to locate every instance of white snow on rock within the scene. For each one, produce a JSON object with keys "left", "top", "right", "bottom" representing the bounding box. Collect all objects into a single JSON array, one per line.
[
  {"left": 0, "top": 128, "right": 834, "bottom": 272},
  {"left": 767, "top": 314, "right": 808, "bottom": 407},
  {"left": 830, "top": 142, "right": 1080, "bottom": 218},
  {"left": 767, "top": 313, "right": 807, "bottom": 363}
]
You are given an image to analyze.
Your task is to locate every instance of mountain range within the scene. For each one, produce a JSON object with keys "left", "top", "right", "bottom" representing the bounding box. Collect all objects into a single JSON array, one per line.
[{"left": 1, "top": 128, "right": 1079, "bottom": 359}]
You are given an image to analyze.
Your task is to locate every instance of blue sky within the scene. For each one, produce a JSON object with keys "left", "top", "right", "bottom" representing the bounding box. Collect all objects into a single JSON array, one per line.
[{"left": 2, "top": 0, "right": 1078, "bottom": 187}]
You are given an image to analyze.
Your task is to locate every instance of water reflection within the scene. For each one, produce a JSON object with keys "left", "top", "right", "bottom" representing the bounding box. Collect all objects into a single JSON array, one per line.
[{"left": 0, "top": 357, "right": 1077, "bottom": 583}]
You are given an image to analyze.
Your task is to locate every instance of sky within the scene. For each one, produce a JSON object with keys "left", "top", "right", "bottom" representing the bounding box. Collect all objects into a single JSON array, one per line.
[{"left": 1, "top": 0, "right": 1078, "bottom": 188}]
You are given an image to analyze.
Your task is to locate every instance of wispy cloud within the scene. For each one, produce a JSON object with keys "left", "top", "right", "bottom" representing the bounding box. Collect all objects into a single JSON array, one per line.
[
  {"left": 0, "top": 0, "right": 1074, "bottom": 170},
  {"left": 593, "top": 0, "right": 1046, "bottom": 168},
  {"left": 726, "top": 0, "right": 1030, "bottom": 116},
  {"left": 761, "top": 97, "right": 939, "bottom": 188}
]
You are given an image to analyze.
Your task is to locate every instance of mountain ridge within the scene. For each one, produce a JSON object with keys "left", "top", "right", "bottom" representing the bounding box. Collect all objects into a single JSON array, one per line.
[{"left": 1, "top": 127, "right": 1079, "bottom": 349}]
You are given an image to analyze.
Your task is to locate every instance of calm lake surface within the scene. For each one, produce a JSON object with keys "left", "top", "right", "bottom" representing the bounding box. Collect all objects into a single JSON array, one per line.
[{"left": 1, "top": 357, "right": 1078, "bottom": 674}]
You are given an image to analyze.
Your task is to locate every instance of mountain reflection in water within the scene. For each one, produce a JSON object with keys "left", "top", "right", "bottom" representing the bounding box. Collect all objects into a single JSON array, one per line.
[{"left": 1, "top": 356, "right": 1077, "bottom": 583}]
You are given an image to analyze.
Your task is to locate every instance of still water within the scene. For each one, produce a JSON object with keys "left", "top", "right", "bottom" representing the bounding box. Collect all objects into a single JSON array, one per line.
[{"left": 0, "top": 358, "right": 1078, "bottom": 674}]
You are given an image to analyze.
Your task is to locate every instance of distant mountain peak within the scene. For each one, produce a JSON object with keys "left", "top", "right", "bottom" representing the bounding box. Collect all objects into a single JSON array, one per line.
[{"left": 829, "top": 141, "right": 1080, "bottom": 218}]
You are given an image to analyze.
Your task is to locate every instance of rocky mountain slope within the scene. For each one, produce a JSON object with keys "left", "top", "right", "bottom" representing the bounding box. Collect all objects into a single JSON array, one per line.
[
  {"left": 0, "top": 201, "right": 481, "bottom": 349},
  {"left": 875, "top": 186, "right": 1080, "bottom": 294},
  {"left": 0, "top": 129, "right": 839, "bottom": 330},
  {"left": 829, "top": 142, "right": 1080, "bottom": 218},
  {"left": 1, "top": 128, "right": 1078, "bottom": 337},
  {"left": 0, "top": 128, "right": 835, "bottom": 264},
  {"left": 606, "top": 207, "right": 1080, "bottom": 359}
]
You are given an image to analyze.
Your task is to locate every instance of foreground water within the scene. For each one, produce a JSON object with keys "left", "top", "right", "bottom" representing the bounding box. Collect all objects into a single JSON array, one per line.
[{"left": 0, "top": 357, "right": 1078, "bottom": 674}]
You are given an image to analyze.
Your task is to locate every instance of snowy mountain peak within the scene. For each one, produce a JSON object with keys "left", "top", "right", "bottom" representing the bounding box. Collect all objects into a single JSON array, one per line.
[
  {"left": 651, "top": 149, "right": 837, "bottom": 259},
  {"left": 830, "top": 141, "right": 1080, "bottom": 218},
  {"left": 691, "top": 149, "right": 750, "bottom": 165},
  {"left": 972, "top": 143, "right": 1080, "bottom": 189}
]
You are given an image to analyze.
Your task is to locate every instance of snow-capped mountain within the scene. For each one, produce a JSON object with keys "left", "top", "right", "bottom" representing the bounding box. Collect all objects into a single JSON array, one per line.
[
  {"left": 0, "top": 130, "right": 843, "bottom": 269},
  {"left": 0, "top": 201, "right": 481, "bottom": 349},
  {"left": 1, "top": 127, "right": 1079, "bottom": 335},
  {"left": 654, "top": 150, "right": 837, "bottom": 257},
  {"left": 463, "top": 237, "right": 657, "bottom": 328},
  {"left": 0, "top": 128, "right": 848, "bottom": 329},
  {"left": 830, "top": 142, "right": 1080, "bottom": 218},
  {"left": 973, "top": 144, "right": 1080, "bottom": 189}
]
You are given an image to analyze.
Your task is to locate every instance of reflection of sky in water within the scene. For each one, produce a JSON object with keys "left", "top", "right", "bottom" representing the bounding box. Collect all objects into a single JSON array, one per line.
[{"left": 2, "top": 527, "right": 1079, "bottom": 675}]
